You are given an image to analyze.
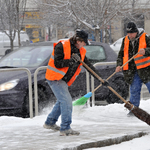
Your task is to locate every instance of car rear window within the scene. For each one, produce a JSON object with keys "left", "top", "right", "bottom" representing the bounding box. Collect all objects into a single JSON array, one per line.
[{"left": 84, "top": 45, "right": 106, "bottom": 64}]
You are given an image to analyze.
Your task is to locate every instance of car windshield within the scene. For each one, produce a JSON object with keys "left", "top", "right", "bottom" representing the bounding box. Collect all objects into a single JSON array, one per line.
[
  {"left": 84, "top": 45, "right": 106, "bottom": 64},
  {"left": 0, "top": 46, "right": 53, "bottom": 68}
]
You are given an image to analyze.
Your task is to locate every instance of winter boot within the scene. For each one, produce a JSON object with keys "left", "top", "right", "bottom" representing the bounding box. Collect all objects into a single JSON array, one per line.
[
  {"left": 43, "top": 123, "right": 60, "bottom": 131},
  {"left": 60, "top": 129, "right": 80, "bottom": 136}
]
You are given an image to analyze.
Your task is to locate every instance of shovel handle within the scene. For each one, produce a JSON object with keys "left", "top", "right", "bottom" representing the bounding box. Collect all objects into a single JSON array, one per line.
[
  {"left": 80, "top": 60, "right": 128, "bottom": 103},
  {"left": 91, "top": 52, "right": 139, "bottom": 93},
  {"left": 106, "top": 52, "right": 139, "bottom": 80}
]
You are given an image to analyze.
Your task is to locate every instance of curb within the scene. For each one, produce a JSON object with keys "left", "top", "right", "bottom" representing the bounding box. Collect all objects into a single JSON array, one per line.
[{"left": 62, "top": 132, "right": 148, "bottom": 150}]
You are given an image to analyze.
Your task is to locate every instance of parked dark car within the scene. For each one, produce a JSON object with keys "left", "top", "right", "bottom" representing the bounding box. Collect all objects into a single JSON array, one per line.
[{"left": 0, "top": 41, "right": 129, "bottom": 117}]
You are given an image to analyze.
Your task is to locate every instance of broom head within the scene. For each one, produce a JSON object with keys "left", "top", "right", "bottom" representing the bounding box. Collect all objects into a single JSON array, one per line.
[
  {"left": 124, "top": 101, "right": 150, "bottom": 125},
  {"left": 73, "top": 92, "right": 92, "bottom": 106}
]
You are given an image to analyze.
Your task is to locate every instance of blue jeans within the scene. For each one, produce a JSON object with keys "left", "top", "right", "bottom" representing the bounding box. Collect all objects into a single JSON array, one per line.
[
  {"left": 130, "top": 72, "right": 150, "bottom": 107},
  {"left": 45, "top": 80, "right": 73, "bottom": 131}
]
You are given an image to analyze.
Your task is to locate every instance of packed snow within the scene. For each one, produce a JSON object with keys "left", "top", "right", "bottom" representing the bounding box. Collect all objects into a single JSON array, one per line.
[{"left": 0, "top": 99, "right": 150, "bottom": 150}]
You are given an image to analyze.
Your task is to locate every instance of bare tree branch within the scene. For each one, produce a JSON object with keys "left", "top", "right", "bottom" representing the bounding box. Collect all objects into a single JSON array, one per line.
[{"left": 35, "top": 0, "right": 150, "bottom": 41}]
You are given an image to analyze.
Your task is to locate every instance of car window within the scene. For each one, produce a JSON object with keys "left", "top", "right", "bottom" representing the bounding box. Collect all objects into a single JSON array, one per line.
[
  {"left": 0, "top": 46, "right": 53, "bottom": 67},
  {"left": 84, "top": 45, "right": 106, "bottom": 64}
]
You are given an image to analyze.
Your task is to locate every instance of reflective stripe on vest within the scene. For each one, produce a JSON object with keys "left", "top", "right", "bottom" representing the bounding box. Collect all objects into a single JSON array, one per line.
[
  {"left": 134, "top": 33, "right": 150, "bottom": 69},
  {"left": 47, "top": 65, "right": 66, "bottom": 76},
  {"left": 45, "top": 39, "right": 71, "bottom": 80},
  {"left": 45, "top": 39, "right": 86, "bottom": 86},
  {"left": 123, "top": 32, "right": 150, "bottom": 70}
]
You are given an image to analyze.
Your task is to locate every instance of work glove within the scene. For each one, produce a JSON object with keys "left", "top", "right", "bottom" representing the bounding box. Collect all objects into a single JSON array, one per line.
[
  {"left": 102, "top": 79, "right": 109, "bottom": 87},
  {"left": 72, "top": 53, "right": 81, "bottom": 62},
  {"left": 69, "top": 58, "right": 76, "bottom": 66}
]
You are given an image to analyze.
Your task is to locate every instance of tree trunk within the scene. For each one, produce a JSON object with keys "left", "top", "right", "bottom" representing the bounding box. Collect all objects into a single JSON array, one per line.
[
  {"left": 48, "top": 27, "right": 51, "bottom": 41},
  {"left": 95, "top": 29, "right": 100, "bottom": 42},
  {"left": 10, "top": 38, "right": 14, "bottom": 51},
  {"left": 18, "top": 31, "right": 21, "bottom": 47},
  {"left": 16, "top": 0, "right": 21, "bottom": 47}
]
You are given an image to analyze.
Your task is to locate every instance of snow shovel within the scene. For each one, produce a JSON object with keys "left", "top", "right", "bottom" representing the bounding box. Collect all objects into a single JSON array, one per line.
[
  {"left": 78, "top": 57, "right": 150, "bottom": 126},
  {"left": 73, "top": 53, "right": 139, "bottom": 106}
]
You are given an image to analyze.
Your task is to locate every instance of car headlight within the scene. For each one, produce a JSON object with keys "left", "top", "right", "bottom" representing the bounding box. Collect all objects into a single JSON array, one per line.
[{"left": 0, "top": 79, "right": 19, "bottom": 91}]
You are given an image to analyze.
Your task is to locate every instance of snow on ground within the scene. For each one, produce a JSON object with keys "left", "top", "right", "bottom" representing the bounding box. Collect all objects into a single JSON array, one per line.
[{"left": 0, "top": 99, "right": 150, "bottom": 150}]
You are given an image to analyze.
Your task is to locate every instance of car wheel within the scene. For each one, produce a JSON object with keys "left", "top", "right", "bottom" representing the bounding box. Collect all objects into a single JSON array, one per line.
[
  {"left": 22, "top": 87, "right": 55, "bottom": 118},
  {"left": 106, "top": 78, "right": 129, "bottom": 104}
]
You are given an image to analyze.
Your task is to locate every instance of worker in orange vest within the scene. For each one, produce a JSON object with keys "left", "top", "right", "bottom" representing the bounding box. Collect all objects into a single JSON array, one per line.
[
  {"left": 43, "top": 29, "right": 103, "bottom": 136},
  {"left": 116, "top": 22, "right": 150, "bottom": 116}
]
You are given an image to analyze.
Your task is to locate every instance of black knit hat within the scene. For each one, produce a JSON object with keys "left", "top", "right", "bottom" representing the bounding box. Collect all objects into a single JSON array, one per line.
[
  {"left": 126, "top": 22, "right": 138, "bottom": 33},
  {"left": 76, "top": 29, "right": 89, "bottom": 45}
]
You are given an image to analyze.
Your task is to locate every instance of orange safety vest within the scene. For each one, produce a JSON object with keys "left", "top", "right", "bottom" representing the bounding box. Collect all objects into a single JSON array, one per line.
[
  {"left": 45, "top": 39, "right": 86, "bottom": 86},
  {"left": 123, "top": 32, "right": 150, "bottom": 70}
]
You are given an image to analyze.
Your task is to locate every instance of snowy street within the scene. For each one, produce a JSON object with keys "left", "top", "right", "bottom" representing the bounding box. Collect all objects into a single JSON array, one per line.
[{"left": 0, "top": 99, "right": 150, "bottom": 150}]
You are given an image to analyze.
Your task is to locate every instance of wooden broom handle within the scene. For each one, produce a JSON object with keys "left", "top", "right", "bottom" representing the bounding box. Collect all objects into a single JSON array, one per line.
[
  {"left": 91, "top": 52, "right": 139, "bottom": 93},
  {"left": 80, "top": 59, "right": 128, "bottom": 103},
  {"left": 107, "top": 52, "right": 139, "bottom": 80}
]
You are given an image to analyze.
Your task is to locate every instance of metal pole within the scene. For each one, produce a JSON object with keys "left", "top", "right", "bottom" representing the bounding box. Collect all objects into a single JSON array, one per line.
[
  {"left": 90, "top": 62, "right": 116, "bottom": 105},
  {"left": 34, "top": 66, "right": 47, "bottom": 116},
  {"left": 86, "top": 70, "right": 90, "bottom": 107},
  {"left": 91, "top": 76, "right": 95, "bottom": 106}
]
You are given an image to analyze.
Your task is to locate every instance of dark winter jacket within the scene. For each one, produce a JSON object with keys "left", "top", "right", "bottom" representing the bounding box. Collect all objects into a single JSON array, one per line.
[
  {"left": 117, "top": 28, "right": 150, "bottom": 84},
  {"left": 54, "top": 39, "right": 101, "bottom": 83}
]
